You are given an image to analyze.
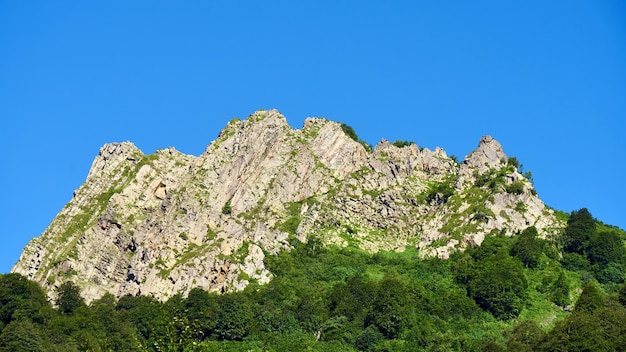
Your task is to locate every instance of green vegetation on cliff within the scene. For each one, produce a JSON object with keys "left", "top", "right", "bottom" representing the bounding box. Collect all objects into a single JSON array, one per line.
[{"left": 1, "top": 208, "right": 625, "bottom": 351}]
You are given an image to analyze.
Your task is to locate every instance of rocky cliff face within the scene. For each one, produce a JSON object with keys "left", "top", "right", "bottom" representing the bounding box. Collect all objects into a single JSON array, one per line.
[{"left": 12, "top": 110, "right": 563, "bottom": 302}]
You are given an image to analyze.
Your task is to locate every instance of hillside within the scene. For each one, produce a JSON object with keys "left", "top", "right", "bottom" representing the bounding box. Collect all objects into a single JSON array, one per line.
[
  {"left": 2, "top": 215, "right": 626, "bottom": 351},
  {"left": 5, "top": 110, "right": 626, "bottom": 351},
  {"left": 12, "top": 110, "right": 561, "bottom": 302}
]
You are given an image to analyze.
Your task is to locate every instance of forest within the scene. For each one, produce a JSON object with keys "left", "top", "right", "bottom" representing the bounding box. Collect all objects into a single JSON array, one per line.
[{"left": 1, "top": 208, "right": 625, "bottom": 351}]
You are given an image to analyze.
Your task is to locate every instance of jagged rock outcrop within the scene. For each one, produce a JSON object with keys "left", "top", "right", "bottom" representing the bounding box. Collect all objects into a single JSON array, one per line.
[{"left": 12, "top": 110, "right": 563, "bottom": 302}]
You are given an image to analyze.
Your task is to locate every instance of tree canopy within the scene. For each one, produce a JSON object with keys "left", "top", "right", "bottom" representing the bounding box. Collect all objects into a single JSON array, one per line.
[{"left": 1, "top": 209, "right": 625, "bottom": 351}]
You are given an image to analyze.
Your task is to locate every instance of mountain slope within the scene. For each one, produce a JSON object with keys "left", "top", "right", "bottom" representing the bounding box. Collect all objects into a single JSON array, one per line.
[{"left": 12, "top": 110, "right": 562, "bottom": 302}]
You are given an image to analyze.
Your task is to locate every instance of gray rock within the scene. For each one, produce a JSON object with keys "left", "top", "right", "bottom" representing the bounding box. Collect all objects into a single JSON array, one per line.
[{"left": 12, "top": 110, "right": 563, "bottom": 302}]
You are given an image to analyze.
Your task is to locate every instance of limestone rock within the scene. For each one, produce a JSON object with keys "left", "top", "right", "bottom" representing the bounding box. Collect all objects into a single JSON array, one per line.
[
  {"left": 12, "top": 110, "right": 563, "bottom": 302},
  {"left": 460, "top": 135, "right": 507, "bottom": 175}
]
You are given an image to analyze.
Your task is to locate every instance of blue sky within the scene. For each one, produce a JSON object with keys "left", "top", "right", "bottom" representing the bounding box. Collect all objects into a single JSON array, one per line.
[{"left": 1, "top": 1, "right": 624, "bottom": 273}]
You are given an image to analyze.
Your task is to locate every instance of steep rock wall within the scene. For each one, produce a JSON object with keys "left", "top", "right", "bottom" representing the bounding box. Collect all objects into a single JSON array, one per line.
[{"left": 12, "top": 110, "right": 562, "bottom": 302}]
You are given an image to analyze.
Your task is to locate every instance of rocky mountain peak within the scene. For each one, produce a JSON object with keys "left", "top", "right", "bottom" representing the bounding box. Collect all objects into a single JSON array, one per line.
[
  {"left": 460, "top": 135, "right": 507, "bottom": 175},
  {"left": 87, "top": 142, "right": 142, "bottom": 180},
  {"left": 12, "top": 111, "right": 562, "bottom": 302}
]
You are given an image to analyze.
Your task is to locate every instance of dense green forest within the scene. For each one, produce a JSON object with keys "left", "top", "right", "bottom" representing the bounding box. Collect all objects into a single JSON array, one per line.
[{"left": 1, "top": 208, "right": 625, "bottom": 351}]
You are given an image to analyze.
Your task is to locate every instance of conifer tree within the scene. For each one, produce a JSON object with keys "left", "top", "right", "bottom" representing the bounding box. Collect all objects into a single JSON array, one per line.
[
  {"left": 574, "top": 283, "right": 604, "bottom": 314},
  {"left": 551, "top": 271, "right": 570, "bottom": 307}
]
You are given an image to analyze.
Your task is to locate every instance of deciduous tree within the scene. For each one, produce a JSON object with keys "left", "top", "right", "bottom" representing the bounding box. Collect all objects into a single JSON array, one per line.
[
  {"left": 56, "top": 282, "right": 85, "bottom": 315},
  {"left": 468, "top": 253, "right": 528, "bottom": 320},
  {"left": 562, "top": 208, "right": 595, "bottom": 254},
  {"left": 510, "top": 226, "right": 544, "bottom": 268}
]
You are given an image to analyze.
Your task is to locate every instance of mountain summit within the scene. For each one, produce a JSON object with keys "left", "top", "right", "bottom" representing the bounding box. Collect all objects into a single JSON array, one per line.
[{"left": 12, "top": 110, "right": 561, "bottom": 302}]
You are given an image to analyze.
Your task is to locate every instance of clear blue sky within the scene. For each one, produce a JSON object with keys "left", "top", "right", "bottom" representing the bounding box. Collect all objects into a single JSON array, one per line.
[{"left": 1, "top": 1, "right": 625, "bottom": 273}]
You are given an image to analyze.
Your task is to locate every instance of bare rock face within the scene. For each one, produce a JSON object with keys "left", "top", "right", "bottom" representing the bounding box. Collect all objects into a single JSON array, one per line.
[
  {"left": 12, "top": 110, "right": 563, "bottom": 302},
  {"left": 460, "top": 135, "right": 507, "bottom": 175}
]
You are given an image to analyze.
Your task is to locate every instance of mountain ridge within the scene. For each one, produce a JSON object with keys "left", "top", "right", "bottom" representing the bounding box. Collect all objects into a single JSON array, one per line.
[{"left": 12, "top": 109, "right": 562, "bottom": 302}]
